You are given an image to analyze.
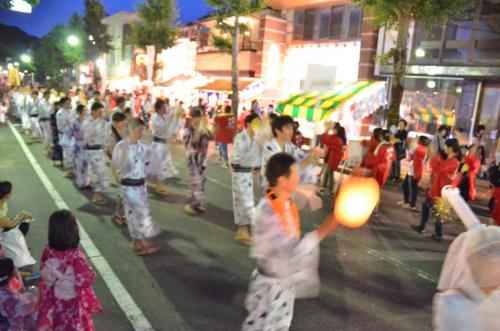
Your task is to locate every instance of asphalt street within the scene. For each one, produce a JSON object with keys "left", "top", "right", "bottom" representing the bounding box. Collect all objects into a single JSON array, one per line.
[{"left": 0, "top": 121, "right": 490, "bottom": 331}]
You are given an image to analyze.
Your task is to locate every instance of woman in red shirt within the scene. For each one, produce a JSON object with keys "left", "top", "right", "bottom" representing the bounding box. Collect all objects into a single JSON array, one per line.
[
  {"left": 214, "top": 105, "right": 235, "bottom": 168},
  {"left": 320, "top": 124, "right": 346, "bottom": 194},
  {"left": 399, "top": 136, "right": 430, "bottom": 210},
  {"left": 412, "top": 138, "right": 461, "bottom": 240}
]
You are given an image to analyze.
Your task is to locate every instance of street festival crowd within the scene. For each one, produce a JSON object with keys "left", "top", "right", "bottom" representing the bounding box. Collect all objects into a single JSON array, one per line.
[{"left": 0, "top": 84, "right": 498, "bottom": 330}]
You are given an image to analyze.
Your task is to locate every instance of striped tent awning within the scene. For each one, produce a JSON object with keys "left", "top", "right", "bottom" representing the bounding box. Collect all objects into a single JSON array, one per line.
[
  {"left": 275, "top": 81, "right": 376, "bottom": 121},
  {"left": 416, "top": 108, "right": 456, "bottom": 126}
]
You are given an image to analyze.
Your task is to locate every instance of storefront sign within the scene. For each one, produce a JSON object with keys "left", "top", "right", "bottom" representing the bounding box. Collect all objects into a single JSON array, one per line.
[{"left": 303, "top": 64, "right": 337, "bottom": 93}]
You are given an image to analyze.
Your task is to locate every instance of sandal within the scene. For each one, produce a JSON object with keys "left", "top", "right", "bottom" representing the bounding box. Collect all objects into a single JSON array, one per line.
[{"left": 112, "top": 213, "right": 126, "bottom": 226}]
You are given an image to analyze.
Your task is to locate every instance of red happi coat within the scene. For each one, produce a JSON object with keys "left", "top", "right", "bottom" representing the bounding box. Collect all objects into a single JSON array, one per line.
[
  {"left": 429, "top": 156, "right": 460, "bottom": 201},
  {"left": 320, "top": 133, "right": 345, "bottom": 172},
  {"left": 365, "top": 142, "right": 395, "bottom": 187},
  {"left": 412, "top": 143, "right": 428, "bottom": 182},
  {"left": 462, "top": 154, "right": 481, "bottom": 201}
]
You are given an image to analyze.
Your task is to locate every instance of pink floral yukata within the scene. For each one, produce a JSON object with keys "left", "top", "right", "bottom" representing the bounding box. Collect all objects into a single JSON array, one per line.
[
  {"left": 37, "top": 246, "right": 102, "bottom": 331},
  {"left": 0, "top": 277, "right": 38, "bottom": 331}
]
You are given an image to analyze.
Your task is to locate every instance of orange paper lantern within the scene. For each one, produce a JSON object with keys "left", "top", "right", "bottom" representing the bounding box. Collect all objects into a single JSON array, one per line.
[{"left": 334, "top": 170, "right": 380, "bottom": 228}]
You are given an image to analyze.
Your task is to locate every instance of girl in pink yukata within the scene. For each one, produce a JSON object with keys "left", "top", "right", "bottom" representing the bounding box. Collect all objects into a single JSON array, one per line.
[
  {"left": 37, "top": 210, "right": 102, "bottom": 331},
  {"left": 0, "top": 257, "right": 38, "bottom": 331}
]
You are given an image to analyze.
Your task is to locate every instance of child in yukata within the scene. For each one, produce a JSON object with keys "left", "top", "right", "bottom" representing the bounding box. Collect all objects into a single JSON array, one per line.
[
  {"left": 242, "top": 153, "right": 338, "bottom": 331},
  {"left": 37, "top": 210, "right": 102, "bottom": 330},
  {"left": 0, "top": 257, "right": 38, "bottom": 331},
  {"left": 184, "top": 107, "right": 212, "bottom": 215}
]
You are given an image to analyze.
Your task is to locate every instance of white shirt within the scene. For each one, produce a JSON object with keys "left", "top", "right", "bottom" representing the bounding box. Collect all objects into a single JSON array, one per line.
[
  {"left": 112, "top": 138, "right": 152, "bottom": 180},
  {"left": 25, "top": 96, "right": 38, "bottom": 115},
  {"left": 151, "top": 113, "right": 169, "bottom": 139},
  {"left": 230, "top": 129, "right": 262, "bottom": 168},
  {"left": 56, "top": 108, "right": 76, "bottom": 134},
  {"left": 82, "top": 117, "right": 110, "bottom": 146},
  {"left": 38, "top": 99, "right": 52, "bottom": 119}
]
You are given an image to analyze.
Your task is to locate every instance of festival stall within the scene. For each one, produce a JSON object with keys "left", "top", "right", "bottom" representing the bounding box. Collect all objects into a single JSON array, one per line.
[{"left": 196, "top": 78, "right": 265, "bottom": 109}]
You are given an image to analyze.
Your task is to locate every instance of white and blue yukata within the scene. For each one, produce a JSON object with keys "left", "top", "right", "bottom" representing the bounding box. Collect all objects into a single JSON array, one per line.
[
  {"left": 231, "top": 129, "right": 263, "bottom": 226},
  {"left": 82, "top": 117, "right": 110, "bottom": 193},
  {"left": 183, "top": 127, "right": 210, "bottom": 209},
  {"left": 56, "top": 108, "right": 77, "bottom": 170},
  {"left": 112, "top": 138, "right": 160, "bottom": 240},
  {"left": 38, "top": 98, "right": 53, "bottom": 147},
  {"left": 150, "top": 111, "right": 180, "bottom": 180},
  {"left": 27, "top": 95, "right": 43, "bottom": 139},
  {"left": 69, "top": 117, "right": 89, "bottom": 188}
]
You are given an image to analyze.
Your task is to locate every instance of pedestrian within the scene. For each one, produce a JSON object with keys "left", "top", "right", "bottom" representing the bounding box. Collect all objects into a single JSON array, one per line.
[
  {"left": 20, "top": 88, "right": 31, "bottom": 135},
  {"left": 112, "top": 118, "right": 161, "bottom": 255},
  {"left": 56, "top": 97, "right": 77, "bottom": 178},
  {"left": 38, "top": 91, "right": 53, "bottom": 154},
  {"left": 261, "top": 115, "right": 317, "bottom": 188},
  {"left": 242, "top": 153, "right": 338, "bottom": 331},
  {"left": 106, "top": 112, "right": 127, "bottom": 225},
  {"left": 0, "top": 257, "right": 38, "bottom": 331},
  {"left": 472, "top": 124, "right": 487, "bottom": 178},
  {"left": 320, "top": 123, "right": 346, "bottom": 195},
  {"left": 50, "top": 100, "right": 63, "bottom": 166},
  {"left": 231, "top": 113, "right": 263, "bottom": 245},
  {"left": 69, "top": 104, "right": 90, "bottom": 190},
  {"left": 456, "top": 144, "right": 481, "bottom": 202},
  {"left": 27, "top": 90, "right": 43, "bottom": 142},
  {"left": 150, "top": 98, "right": 179, "bottom": 195},
  {"left": 82, "top": 102, "right": 110, "bottom": 205},
  {"left": 412, "top": 139, "right": 461, "bottom": 241},
  {"left": 398, "top": 135, "right": 429, "bottom": 211},
  {"left": 183, "top": 107, "right": 212, "bottom": 215},
  {"left": 389, "top": 119, "right": 408, "bottom": 182},
  {"left": 433, "top": 125, "right": 450, "bottom": 159},
  {"left": 214, "top": 105, "right": 234, "bottom": 168},
  {"left": 37, "top": 210, "right": 102, "bottom": 330}
]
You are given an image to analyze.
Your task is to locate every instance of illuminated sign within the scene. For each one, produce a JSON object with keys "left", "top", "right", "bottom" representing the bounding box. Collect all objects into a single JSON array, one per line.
[{"left": 8, "top": 0, "right": 32, "bottom": 13}]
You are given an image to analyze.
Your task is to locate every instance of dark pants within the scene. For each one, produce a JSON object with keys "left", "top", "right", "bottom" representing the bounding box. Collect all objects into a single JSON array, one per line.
[
  {"left": 390, "top": 159, "right": 401, "bottom": 181},
  {"left": 402, "top": 175, "right": 418, "bottom": 207},
  {"left": 418, "top": 196, "right": 442, "bottom": 237}
]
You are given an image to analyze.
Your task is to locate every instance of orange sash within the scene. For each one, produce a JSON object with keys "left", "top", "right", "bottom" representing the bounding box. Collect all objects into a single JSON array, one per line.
[{"left": 266, "top": 189, "right": 301, "bottom": 238}]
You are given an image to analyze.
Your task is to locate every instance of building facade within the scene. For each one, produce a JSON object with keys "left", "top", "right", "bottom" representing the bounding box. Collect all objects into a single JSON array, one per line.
[{"left": 375, "top": 0, "right": 500, "bottom": 150}]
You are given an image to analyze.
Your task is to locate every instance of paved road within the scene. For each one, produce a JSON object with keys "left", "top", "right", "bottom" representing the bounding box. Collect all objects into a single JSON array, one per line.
[{"left": 0, "top": 122, "right": 489, "bottom": 331}]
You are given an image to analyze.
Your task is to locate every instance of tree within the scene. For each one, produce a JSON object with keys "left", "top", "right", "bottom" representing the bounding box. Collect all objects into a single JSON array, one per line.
[
  {"left": 132, "top": 0, "right": 178, "bottom": 83},
  {"left": 57, "top": 13, "right": 85, "bottom": 66},
  {"left": 353, "top": 0, "right": 471, "bottom": 127},
  {"left": 83, "top": 0, "right": 112, "bottom": 86},
  {"left": 207, "top": 0, "right": 265, "bottom": 129}
]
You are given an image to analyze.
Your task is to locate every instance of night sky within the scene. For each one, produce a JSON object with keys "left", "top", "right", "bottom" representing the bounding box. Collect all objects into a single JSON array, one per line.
[{"left": 0, "top": 0, "right": 212, "bottom": 37}]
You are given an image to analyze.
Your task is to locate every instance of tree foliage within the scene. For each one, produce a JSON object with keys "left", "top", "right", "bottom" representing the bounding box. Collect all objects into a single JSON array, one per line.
[
  {"left": 57, "top": 13, "right": 85, "bottom": 65},
  {"left": 83, "top": 0, "right": 112, "bottom": 59},
  {"left": 133, "top": 0, "right": 178, "bottom": 52},
  {"left": 33, "top": 25, "right": 70, "bottom": 87}
]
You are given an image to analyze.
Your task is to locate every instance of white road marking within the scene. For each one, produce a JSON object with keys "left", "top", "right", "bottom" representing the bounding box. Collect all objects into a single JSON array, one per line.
[{"left": 8, "top": 121, "right": 155, "bottom": 331}]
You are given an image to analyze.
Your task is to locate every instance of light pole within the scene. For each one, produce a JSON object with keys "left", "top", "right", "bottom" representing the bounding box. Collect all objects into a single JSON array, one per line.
[{"left": 21, "top": 54, "right": 31, "bottom": 63}]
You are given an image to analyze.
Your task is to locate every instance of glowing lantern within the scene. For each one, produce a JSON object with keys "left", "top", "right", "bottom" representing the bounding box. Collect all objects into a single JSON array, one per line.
[{"left": 334, "top": 169, "right": 380, "bottom": 228}]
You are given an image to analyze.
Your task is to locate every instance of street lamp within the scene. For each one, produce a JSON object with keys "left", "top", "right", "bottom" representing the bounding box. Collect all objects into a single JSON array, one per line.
[
  {"left": 88, "top": 35, "right": 94, "bottom": 41},
  {"left": 67, "top": 35, "right": 80, "bottom": 46},
  {"left": 21, "top": 54, "right": 31, "bottom": 63}
]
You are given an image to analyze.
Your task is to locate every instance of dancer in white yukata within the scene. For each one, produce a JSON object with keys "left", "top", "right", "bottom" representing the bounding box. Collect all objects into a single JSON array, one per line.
[
  {"left": 242, "top": 153, "right": 337, "bottom": 331},
  {"left": 112, "top": 118, "right": 160, "bottom": 256},
  {"left": 231, "top": 113, "right": 263, "bottom": 245},
  {"left": 69, "top": 105, "right": 90, "bottom": 189},
  {"left": 27, "top": 91, "right": 43, "bottom": 142},
  {"left": 19, "top": 89, "right": 31, "bottom": 134},
  {"left": 38, "top": 91, "right": 53, "bottom": 154},
  {"left": 82, "top": 102, "right": 110, "bottom": 205},
  {"left": 150, "top": 98, "right": 183, "bottom": 195},
  {"left": 433, "top": 187, "right": 500, "bottom": 331},
  {"left": 106, "top": 112, "right": 128, "bottom": 225},
  {"left": 56, "top": 97, "right": 77, "bottom": 178},
  {"left": 261, "top": 115, "right": 317, "bottom": 188}
]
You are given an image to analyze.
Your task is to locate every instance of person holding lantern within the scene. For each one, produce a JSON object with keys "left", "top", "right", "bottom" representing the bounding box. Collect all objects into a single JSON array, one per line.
[
  {"left": 242, "top": 153, "right": 338, "bottom": 331},
  {"left": 412, "top": 139, "right": 461, "bottom": 240}
]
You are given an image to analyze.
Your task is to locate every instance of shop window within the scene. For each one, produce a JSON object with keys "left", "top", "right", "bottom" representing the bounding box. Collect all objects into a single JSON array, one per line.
[
  {"left": 303, "top": 9, "right": 316, "bottom": 40},
  {"left": 293, "top": 10, "right": 305, "bottom": 41},
  {"left": 319, "top": 8, "right": 331, "bottom": 39},
  {"left": 443, "top": 20, "right": 471, "bottom": 62},
  {"left": 474, "top": 0, "right": 500, "bottom": 62},
  {"left": 330, "top": 5, "right": 345, "bottom": 39},
  {"left": 347, "top": 6, "right": 362, "bottom": 39}
]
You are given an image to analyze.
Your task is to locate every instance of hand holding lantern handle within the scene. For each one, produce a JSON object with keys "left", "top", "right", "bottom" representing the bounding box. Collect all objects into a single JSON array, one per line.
[{"left": 317, "top": 213, "right": 338, "bottom": 241}]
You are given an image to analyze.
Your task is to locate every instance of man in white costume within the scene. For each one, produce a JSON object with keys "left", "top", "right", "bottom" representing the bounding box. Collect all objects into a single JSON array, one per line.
[
  {"left": 82, "top": 102, "right": 110, "bottom": 205},
  {"left": 69, "top": 104, "right": 90, "bottom": 189},
  {"left": 27, "top": 90, "right": 43, "bottom": 141},
  {"left": 150, "top": 98, "right": 183, "bottom": 195},
  {"left": 112, "top": 118, "right": 160, "bottom": 256},
  {"left": 56, "top": 97, "right": 77, "bottom": 177},
  {"left": 231, "top": 113, "right": 263, "bottom": 245},
  {"left": 433, "top": 186, "right": 500, "bottom": 330},
  {"left": 20, "top": 89, "right": 31, "bottom": 134},
  {"left": 38, "top": 91, "right": 53, "bottom": 152}
]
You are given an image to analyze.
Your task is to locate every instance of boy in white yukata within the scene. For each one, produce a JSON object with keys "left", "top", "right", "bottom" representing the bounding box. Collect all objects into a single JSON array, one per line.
[
  {"left": 261, "top": 115, "right": 317, "bottom": 188},
  {"left": 27, "top": 91, "right": 43, "bottom": 142},
  {"left": 69, "top": 104, "right": 90, "bottom": 189},
  {"left": 19, "top": 90, "right": 31, "bottom": 135},
  {"left": 112, "top": 118, "right": 160, "bottom": 256},
  {"left": 56, "top": 97, "right": 77, "bottom": 178},
  {"left": 150, "top": 98, "right": 182, "bottom": 195},
  {"left": 231, "top": 113, "right": 263, "bottom": 245},
  {"left": 38, "top": 91, "right": 53, "bottom": 153},
  {"left": 242, "top": 153, "right": 337, "bottom": 331},
  {"left": 82, "top": 102, "right": 110, "bottom": 205}
]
